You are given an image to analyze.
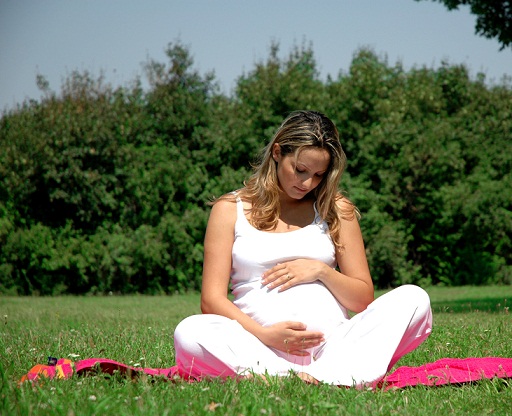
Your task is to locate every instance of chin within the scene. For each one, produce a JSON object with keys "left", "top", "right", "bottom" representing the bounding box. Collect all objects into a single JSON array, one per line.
[{"left": 290, "top": 189, "right": 310, "bottom": 199}]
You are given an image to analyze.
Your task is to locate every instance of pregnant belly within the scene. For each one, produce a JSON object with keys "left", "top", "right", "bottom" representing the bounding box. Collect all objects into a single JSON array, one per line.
[{"left": 235, "top": 281, "right": 348, "bottom": 335}]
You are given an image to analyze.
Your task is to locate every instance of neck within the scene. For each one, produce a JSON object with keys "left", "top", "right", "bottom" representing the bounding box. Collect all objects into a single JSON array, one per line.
[{"left": 278, "top": 190, "right": 314, "bottom": 210}]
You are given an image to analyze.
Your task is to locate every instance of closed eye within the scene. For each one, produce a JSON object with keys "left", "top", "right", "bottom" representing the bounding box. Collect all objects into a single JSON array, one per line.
[{"left": 296, "top": 167, "right": 325, "bottom": 177}]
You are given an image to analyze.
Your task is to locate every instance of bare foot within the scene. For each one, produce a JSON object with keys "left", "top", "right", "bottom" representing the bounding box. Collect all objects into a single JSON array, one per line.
[
  {"left": 239, "top": 373, "right": 269, "bottom": 384},
  {"left": 296, "top": 372, "right": 319, "bottom": 385}
]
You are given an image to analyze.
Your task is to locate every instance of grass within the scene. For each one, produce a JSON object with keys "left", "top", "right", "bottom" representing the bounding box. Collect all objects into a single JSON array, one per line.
[{"left": 1, "top": 286, "right": 511, "bottom": 415}]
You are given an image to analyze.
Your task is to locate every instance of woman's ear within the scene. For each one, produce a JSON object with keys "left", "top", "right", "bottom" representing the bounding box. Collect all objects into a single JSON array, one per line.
[{"left": 272, "top": 143, "right": 281, "bottom": 162}]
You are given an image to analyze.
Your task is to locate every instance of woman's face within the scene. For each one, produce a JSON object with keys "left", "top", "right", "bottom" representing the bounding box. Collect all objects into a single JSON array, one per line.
[{"left": 272, "top": 144, "right": 330, "bottom": 200}]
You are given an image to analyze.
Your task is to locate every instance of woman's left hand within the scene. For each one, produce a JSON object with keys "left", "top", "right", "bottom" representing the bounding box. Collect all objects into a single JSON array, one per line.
[{"left": 261, "top": 259, "right": 327, "bottom": 291}]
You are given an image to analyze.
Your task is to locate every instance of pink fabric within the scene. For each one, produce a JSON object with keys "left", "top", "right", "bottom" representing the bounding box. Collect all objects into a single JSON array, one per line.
[
  {"left": 378, "top": 357, "right": 512, "bottom": 390},
  {"left": 21, "top": 357, "right": 512, "bottom": 389},
  {"left": 75, "top": 358, "right": 182, "bottom": 379}
]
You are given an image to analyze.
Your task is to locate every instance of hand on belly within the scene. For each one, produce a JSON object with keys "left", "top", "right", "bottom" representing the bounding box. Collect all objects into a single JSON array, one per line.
[{"left": 252, "top": 282, "right": 347, "bottom": 333}]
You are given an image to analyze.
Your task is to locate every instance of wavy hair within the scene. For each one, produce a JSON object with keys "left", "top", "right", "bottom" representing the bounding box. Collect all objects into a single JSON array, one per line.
[{"left": 222, "top": 110, "right": 356, "bottom": 246}]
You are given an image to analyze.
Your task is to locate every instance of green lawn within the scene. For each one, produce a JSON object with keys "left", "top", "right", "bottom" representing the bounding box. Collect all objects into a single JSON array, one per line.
[{"left": 1, "top": 286, "right": 511, "bottom": 415}]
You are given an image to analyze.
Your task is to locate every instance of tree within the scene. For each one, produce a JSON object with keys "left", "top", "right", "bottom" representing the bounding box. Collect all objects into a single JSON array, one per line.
[
  {"left": 416, "top": 0, "right": 512, "bottom": 49},
  {"left": 1, "top": 42, "right": 511, "bottom": 293}
]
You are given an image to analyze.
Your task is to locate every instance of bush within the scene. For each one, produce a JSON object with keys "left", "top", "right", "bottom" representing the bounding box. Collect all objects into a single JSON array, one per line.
[{"left": 1, "top": 42, "right": 511, "bottom": 293}]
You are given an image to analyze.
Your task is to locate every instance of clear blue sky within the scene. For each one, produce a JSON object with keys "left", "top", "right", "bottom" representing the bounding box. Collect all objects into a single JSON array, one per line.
[{"left": 1, "top": 0, "right": 511, "bottom": 111}]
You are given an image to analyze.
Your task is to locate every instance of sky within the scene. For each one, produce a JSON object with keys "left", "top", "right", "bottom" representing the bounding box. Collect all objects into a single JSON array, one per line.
[{"left": 1, "top": 0, "right": 511, "bottom": 112}]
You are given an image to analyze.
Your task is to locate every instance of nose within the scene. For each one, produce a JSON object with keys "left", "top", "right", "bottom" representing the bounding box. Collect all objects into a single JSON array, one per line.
[{"left": 301, "top": 176, "right": 314, "bottom": 189}]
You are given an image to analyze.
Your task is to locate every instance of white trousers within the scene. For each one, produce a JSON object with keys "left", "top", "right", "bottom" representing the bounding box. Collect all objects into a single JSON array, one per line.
[{"left": 174, "top": 285, "right": 432, "bottom": 386}]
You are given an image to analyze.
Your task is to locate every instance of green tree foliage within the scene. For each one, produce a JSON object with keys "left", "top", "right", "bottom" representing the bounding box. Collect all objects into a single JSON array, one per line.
[
  {"left": 0, "top": 41, "right": 511, "bottom": 294},
  {"left": 416, "top": 0, "right": 512, "bottom": 49},
  {"left": 328, "top": 52, "right": 511, "bottom": 286}
]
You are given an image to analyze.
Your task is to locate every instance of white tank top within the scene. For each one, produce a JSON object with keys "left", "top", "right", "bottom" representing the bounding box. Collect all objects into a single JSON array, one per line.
[{"left": 231, "top": 198, "right": 349, "bottom": 335}]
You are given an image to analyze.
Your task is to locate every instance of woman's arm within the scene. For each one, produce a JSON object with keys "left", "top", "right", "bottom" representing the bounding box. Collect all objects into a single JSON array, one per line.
[
  {"left": 261, "top": 199, "right": 374, "bottom": 313},
  {"left": 200, "top": 198, "right": 244, "bottom": 318},
  {"left": 319, "top": 199, "right": 374, "bottom": 312},
  {"left": 201, "top": 198, "right": 325, "bottom": 354}
]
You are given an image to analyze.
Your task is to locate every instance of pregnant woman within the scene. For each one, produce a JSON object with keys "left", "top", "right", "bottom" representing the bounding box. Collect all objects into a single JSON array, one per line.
[{"left": 174, "top": 110, "right": 432, "bottom": 387}]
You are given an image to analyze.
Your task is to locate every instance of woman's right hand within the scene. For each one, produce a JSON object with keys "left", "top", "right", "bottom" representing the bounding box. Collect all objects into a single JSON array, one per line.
[{"left": 258, "top": 321, "right": 325, "bottom": 356}]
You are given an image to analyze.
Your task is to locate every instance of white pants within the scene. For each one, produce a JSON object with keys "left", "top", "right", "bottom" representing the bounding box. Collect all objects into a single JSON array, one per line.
[{"left": 174, "top": 285, "right": 432, "bottom": 386}]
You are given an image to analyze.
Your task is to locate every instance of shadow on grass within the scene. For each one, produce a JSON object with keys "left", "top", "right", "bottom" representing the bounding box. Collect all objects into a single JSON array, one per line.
[{"left": 431, "top": 297, "right": 510, "bottom": 314}]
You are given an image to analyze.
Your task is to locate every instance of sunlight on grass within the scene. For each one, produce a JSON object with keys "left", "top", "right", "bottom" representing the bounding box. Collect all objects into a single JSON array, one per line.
[{"left": 1, "top": 286, "right": 511, "bottom": 415}]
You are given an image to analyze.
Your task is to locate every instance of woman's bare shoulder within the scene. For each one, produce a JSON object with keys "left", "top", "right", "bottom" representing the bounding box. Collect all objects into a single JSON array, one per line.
[
  {"left": 335, "top": 194, "right": 360, "bottom": 222},
  {"left": 209, "top": 192, "right": 239, "bottom": 223},
  {"left": 213, "top": 189, "right": 253, "bottom": 210}
]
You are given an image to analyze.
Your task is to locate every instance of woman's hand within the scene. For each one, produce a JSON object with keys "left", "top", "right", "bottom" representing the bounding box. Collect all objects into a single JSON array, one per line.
[
  {"left": 261, "top": 259, "right": 327, "bottom": 292},
  {"left": 258, "top": 321, "right": 325, "bottom": 356}
]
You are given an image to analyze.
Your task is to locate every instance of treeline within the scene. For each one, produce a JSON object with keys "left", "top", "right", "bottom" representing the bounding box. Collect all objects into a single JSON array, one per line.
[{"left": 1, "top": 42, "right": 511, "bottom": 295}]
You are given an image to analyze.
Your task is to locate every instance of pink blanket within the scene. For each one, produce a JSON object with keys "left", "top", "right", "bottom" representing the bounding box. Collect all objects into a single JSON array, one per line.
[
  {"left": 378, "top": 357, "right": 512, "bottom": 389},
  {"left": 20, "top": 357, "right": 512, "bottom": 390}
]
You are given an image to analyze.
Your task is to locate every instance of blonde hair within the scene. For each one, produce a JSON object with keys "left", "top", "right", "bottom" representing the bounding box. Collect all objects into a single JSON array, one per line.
[{"left": 221, "top": 110, "right": 357, "bottom": 245}]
